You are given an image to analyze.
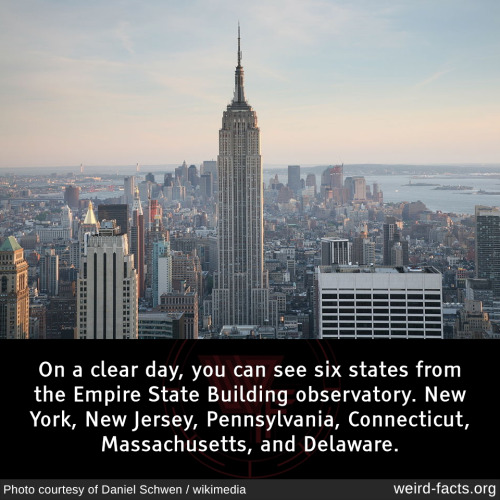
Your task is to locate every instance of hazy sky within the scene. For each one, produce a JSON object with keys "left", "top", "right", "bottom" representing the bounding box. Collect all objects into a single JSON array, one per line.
[{"left": 1, "top": 0, "right": 499, "bottom": 168}]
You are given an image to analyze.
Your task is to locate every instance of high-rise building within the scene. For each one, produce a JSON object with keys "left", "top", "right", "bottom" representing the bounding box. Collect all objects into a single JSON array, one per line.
[
  {"left": 158, "top": 284, "right": 198, "bottom": 339},
  {"left": 200, "top": 173, "right": 213, "bottom": 200},
  {"left": 130, "top": 190, "right": 145, "bottom": 297},
  {"left": 352, "top": 232, "right": 375, "bottom": 266},
  {"left": 321, "top": 238, "right": 352, "bottom": 266},
  {"left": 64, "top": 185, "right": 80, "bottom": 211},
  {"left": 188, "top": 164, "right": 199, "bottom": 187},
  {"left": 321, "top": 165, "right": 344, "bottom": 204},
  {"left": 475, "top": 206, "right": 500, "bottom": 298},
  {"left": 287, "top": 165, "right": 301, "bottom": 194},
  {"left": 123, "top": 176, "right": 135, "bottom": 207},
  {"left": 212, "top": 27, "right": 268, "bottom": 328},
  {"left": 39, "top": 248, "right": 59, "bottom": 296},
  {"left": 0, "top": 237, "right": 29, "bottom": 339},
  {"left": 383, "top": 216, "right": 408, "bottom": 266},
  {"left": 344, "top": 176, "right": 366, "bottom": 202},
  {"left": 152, "top": 236, "right": 172, "bottom": 308},
  {"left": 172, "top": 250, "right": 202, "bottom": 296},
  {"left": 138, "top": 312, "right": 185, "bottom": 339},
  {"left": 97, "top": 204, "right": 128, "bottom": 236},
  {"left": 315, "top": 265, "right": 443, "bottom": 339},
  {"left": 77, "top": 220, "right": 138, "bottom": 339},
  {"left": 61, "top": 205, "right": 73, "bottom": 239},
  {"left": 305, "top": 173, "right": 317, "bottom": 196},
  {"left": 202, "top": 160, "right": 217, "bottom": 194},
  {"left": 175, "top": 161, "right": 189, "bottom": 186}
]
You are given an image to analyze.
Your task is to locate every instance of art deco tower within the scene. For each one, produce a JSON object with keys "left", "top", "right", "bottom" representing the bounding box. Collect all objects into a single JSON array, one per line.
[
  {"left": 212, "top": 27, "right": 268, "bottom": 328},
  {"left": 77, "top": 220, "right": 138, "bottom": 339},
  {"left": 0, "top": 237, "right": 29, "bottom": 339}
]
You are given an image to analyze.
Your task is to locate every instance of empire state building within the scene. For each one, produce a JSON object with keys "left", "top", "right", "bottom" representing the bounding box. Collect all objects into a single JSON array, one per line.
[{"left": 212, "top": 28, "right": 269, "bottom": 328}]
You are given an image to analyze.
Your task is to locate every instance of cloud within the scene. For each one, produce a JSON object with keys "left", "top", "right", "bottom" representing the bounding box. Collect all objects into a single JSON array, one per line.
[
  {"left": 115, "top": 21, "right": 135, "bottom": 56},
  {"left": 413, "top": 67, "right": 455, "bottom": 89}
]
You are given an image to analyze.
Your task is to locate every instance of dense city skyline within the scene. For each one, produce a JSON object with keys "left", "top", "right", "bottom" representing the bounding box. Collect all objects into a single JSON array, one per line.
[{"left": 1, "top": 0, "right": 499, "bottom": 168}]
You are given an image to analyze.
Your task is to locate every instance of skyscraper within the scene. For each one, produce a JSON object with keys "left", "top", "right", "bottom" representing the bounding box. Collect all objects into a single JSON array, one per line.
[
  {"left": 287, "top": 165, "right": 301, "bottom": 195},
  {"left": 77, "top": 220, "right": 138, "bottom": 339},
  {"left": 0, "top": 237, "right": 29, "bottom": 339},
  {"left": 212, "top": 27, "right": 268, "bottom": 328},
  {"left": 39, "top": 248, "right": 59, "bottom": 296},
  {"left": 383, "top": 216, "right": 408, "bottom": 266},
  {"left": 152, "top": 235, "right": 172, "bottom": 308},
  {"left": 315, "top": 265, "right": 443, "bottom": 339},
  {"left": 130, "top": 190, "right": 145, "bottom": 297},
  {"left": 123, "top": 176, "right": 135, "bottom": 207},
  {"left": 321, "top": 238, "right": 352, "bottom": 266},
  {"left": 64, "top": 185, "right": 80, "bottom": 211},
  {"left": 97, "top": 204, "right": 128, "bottom": 235},
  {"left": 475, "top": 205, "right": 500, "bottom": 298}
]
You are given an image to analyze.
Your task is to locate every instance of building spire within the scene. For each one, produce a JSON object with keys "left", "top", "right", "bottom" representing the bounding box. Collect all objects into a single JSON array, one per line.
[
  {"left": 232, "top": 23, "right": 247, "bottom": 107},
  {"left": 237, "top": 22, "right": 241, "bottom": 67}
]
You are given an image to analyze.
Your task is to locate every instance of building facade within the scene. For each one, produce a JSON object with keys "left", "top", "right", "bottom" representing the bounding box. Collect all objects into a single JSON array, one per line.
[
  {"left": 212, "top": 28, "right": 269, "bottom": 328},
  {"left": 287, "top": 165, "right": 301, "bottom": 194},
  {"left": 316, "top": 265, "right": 443, "bottom": 339},
  {"left": 475, "top": 206, "right": 500, "bottom": 298},
  {"left": 77, "top": 221, "right": 138, "bottom": 339},
  {"left": 321, "top": 238, "right": 352, "bottom": 266},
  {"left": 39, "top": 248, "right": 59, "bottom": 296},
  {"left": 158, "top": 285, "right": 198, "bottom": 339},
  {"left": 0, "top": 237, "right": 29, "bottom": 339}
]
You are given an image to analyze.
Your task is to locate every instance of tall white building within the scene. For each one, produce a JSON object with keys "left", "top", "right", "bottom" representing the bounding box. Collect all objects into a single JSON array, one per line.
[
  {"left": 77, "top": 220, "right": 138, "bottom": 339},
  {"left": 316, "top": 265, "right": 443, "bottom": 339},
  {"left": 321, "top": 238, "right": 352, "bottom": 266},
  {"left": 212, "top": 27, "right": 268, "bottom": 328}
]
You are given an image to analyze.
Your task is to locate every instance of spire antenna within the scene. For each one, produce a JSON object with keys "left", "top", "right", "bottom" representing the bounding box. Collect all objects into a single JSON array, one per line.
[{"left": 238, "top": 22, "right": 241, "bottom": 66}]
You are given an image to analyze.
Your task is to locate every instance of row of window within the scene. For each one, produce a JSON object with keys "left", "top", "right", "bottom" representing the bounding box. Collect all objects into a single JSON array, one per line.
[
  {"left": 322, "top": 293, "right": 441, "bottom": 300},
  {"left": 323, "top": 315, "right": 439, "bottom": 322},
  {"left": 323, "top": 322, "right": 441, "bottom": 329},
  {"left": 323, "top": 331, "right": 442, "bottom": 337},
  {"left": 321, "top": 307, "right": 441, "bottom": 315}
]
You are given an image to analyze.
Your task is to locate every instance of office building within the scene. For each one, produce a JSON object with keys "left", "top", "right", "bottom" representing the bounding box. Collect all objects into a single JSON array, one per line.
[
  {"left": 287, "top": 165, "right": 301, "bottom": 194},
  {"left": 315, "top": 265, "right": 443, "bottom": 339},
  {"left": 454, "top": 300, "right": 492, "bottom": 339},
  {"left": 212, "top": 27, "right": 269, "bottom": 328},
  {"left": 97, "top": 204, "right": 128, "bottom": 235},
  {"left": 152, "top": 236, "right": 172, "bottom": 308},
  {"left": 0, "top": 237, "right": 29, "bottom": 339},
  {"left": 321, "top": 238, "right": 352, "bottom": 266},
  {"left": 158, "top": 284, "right": 198, "bottom": 339},
  {"left": 475, "top": 206, "right": 500, "bottom": 298},
  {"left": 130, "top": 190, "right": 145, "bottom": 297},
  {"left": 77, "top": 220, "right": 138, "bottom": 339},
  {"left": 202, "top": 160, "right": 217, "bottom": 194},
  {"left": 383, "top": 216, "right": 409, "bottom": 266},
  {"left": 305, "top": 173, "right": 317, "bottom": 196},
  {"left": 172, "top": 250, "right": 202, "bottom": 295},
  {"left": 123, "top": 176, "right": 135, "bottom": 206},
  {"left": 138, "top": 312, "right": 185, "bottom": 339},
  {"left": 39, "top": 248, "right": 59, "bottom": 296},
  {"left": 352, "top": 232, "right": 375, "bottom": 266},
  {"left": 64, "top": 185, "right": 80, "bottom": 211}
]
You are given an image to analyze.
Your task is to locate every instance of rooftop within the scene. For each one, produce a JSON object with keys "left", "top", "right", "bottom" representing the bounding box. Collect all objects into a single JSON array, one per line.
[{"left": 0, "top": 236, "right": 22, "bottom": 252}]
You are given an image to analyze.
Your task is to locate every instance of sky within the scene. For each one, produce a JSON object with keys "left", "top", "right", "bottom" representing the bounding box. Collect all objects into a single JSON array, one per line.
[{"left": 1, "top": 0, "right": 499, "bottom": 168}]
